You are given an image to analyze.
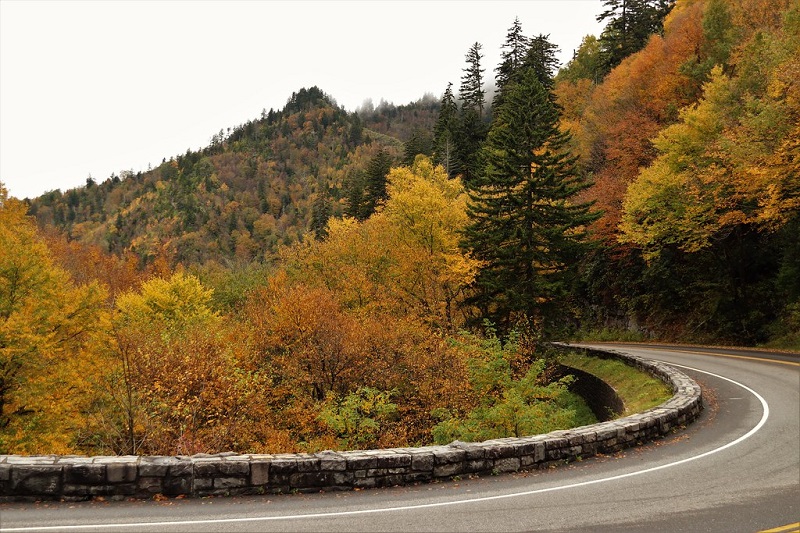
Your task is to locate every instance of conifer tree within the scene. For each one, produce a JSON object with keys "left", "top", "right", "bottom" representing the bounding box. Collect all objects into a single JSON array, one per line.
[
  {"left": 343, "top": 170, "right": 366, "bottom": 220},
  {"left": 362, "top": 148, "right": 394, "bottom": 219},
  {"left": 525, "top": 34, "right": 561, "bottom": 95},
  {"left": 402, "top": 127, "right": 434, "bottom": 167},
  {"left": 460, "top": 42, "right": 486, "bottom": 115},
  {"left": 458, "top": 42, "right": 488, "bottom": 185},
  {"left": 597, "top": 0, "right": 675, "bottom": 77},
  {"left": 433, "top": 83, "right": 460, "bottom": 178},
  {"left": 310, "top": 188, "right": 332, "bottom": 239},
  {"left": 463, "top": 44, "right": 597, "bottom": 335},
  {"left": 494, "top": 18, "right": 530, "bottom": 108}
]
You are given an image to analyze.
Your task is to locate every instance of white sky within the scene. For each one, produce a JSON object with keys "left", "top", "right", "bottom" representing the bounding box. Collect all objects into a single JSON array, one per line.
[{"left": 0, "top": 0, "right": 605, "bottom": 200}]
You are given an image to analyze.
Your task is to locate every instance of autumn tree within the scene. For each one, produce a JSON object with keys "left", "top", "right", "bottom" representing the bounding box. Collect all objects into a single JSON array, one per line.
[
  {"left": 556, "top": 35, "right": 603, "bottom": 84},
  {"left": 87, "top": 271, "right": 275, "bottom": 455},
  {"left": 615, "top": 2, "right": 800, "bottom": 342},
  {"left": 0, "top": 184, "right": 108, "bottom": 453},
  {"left": 381, "top": 156, "right": 482, "bottom": 330},
  {"left": 579, "top": 0, "right": 706, "bottom": 238},
  {"left": 463, "top": 45, "right": 597, "bottom": 335}
]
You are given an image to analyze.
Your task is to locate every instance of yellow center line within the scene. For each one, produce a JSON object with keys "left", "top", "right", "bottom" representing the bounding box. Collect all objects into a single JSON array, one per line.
[
  {"left": 587, "top": 343, "right": 800, "bottom": 367},
  {"left": 759, "top": 522, "right": 800, "bottom": 533},
  {"left": 651, "top": 348, "right": 800, "bottom": 367}
]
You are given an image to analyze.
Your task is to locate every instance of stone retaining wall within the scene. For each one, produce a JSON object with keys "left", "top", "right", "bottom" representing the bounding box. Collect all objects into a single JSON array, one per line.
[
  {"left": 556, "top": 364, "right": 625, "bottom": 421},
  {"left": 0, "top": 345, "right": 703, "bottom": 501}
]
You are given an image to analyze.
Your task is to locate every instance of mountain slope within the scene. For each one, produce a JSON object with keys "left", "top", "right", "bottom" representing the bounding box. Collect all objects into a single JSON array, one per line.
[{"left": 28, "top": 87, "right": 438, "bottom": 265}]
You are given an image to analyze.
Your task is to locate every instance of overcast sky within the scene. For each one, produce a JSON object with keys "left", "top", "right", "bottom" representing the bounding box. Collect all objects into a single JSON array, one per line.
[{"left": 0, "top": 0, "right": 605, "bottom": 200}]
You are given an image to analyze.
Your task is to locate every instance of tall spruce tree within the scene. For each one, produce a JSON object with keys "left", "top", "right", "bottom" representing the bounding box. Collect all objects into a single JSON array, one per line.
[
  {"left": 343, "top": 147, "right": 395, "bottom": 221},
  {"left": 463, "top": 45, "right": 597, "bottom": 335},
  {"left": 525, "top": 34, "right": 561, "bottom": 94},
  {"left": 494, "top": 18, "right": 530, "bottom": 108},
  {"left": 458, "top": 42, "right": 488, "bottom": 185},
  {"left": 434, "top": 83, "right": 460, "bottom": 178}
]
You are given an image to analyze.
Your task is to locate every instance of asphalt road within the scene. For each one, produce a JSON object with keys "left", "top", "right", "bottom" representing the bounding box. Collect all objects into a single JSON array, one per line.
[{"left": 1, "top": 344, "right": 798, "bottom": 532}]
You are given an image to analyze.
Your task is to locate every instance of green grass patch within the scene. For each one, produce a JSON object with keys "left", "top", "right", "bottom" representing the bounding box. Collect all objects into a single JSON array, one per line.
[{"left": 558, "top": 351, "right": 672, "bottom": 417}]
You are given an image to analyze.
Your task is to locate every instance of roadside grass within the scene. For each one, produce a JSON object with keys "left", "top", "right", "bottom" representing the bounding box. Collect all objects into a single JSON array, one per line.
[
  {"left": 558, "top": 351, "right": 673, "bottom": 417},
  {"left": 561, "top": 390, "right": 600, "bottom": 426}
]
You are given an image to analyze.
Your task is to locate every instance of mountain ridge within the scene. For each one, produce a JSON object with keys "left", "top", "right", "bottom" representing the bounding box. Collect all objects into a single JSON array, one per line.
[{"left": 27, "top": 86, "right": 439, "bottom": 265}]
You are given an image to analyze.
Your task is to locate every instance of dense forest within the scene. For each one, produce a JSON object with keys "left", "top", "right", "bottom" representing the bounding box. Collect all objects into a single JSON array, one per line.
[{"left": 1, "top": 0, "right": 797, "bottom": 456}]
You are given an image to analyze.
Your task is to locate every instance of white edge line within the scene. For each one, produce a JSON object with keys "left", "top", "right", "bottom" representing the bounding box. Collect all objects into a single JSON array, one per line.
[{"left": 1, "top": 363, "right": 771, "bottom": 532}]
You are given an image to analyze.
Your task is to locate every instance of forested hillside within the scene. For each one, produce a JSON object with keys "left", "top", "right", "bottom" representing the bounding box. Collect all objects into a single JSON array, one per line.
[
  {"left": 1, "top": 0, "right": 797, "bottom": 456},
  {"left": 27, "top": 87, "right": 438, "bottom": 265},
  {"left": 556, "top": 0, "right": 799, "bottom": 346}
]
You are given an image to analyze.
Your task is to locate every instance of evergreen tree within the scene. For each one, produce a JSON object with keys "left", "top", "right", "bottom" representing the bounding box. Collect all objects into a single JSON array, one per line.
[
  {"left": 310, "top": 188, "right": 332, "bottom": 240},
  {"left": 403, "top": 127, "right": 434, "bottom": 167},
  {"left": 494, "top": 18, "right": 530, "bottom": 108},
  {"left": 343, "top": 170, "right": 366, "bottom": 220},
  {"left": 458, "top": 42, "right": 488, "bottom": 185},
  {"left": 463, "top": 48, "right": 597, "bottom": 335},
  {"left": 460, "top": 42, "right": 486, "bottom": 114},
  {"left": 433, "top": 83, "right": 460, "bottom": 178},
  {"left": 363, "top": 148, "right": 394, "bottom": 216},
  {"left": 525, "top": 34, "right": 561, "bottom": 95},
  {"left": 596, "top": 0, "right": 675, "bottom": 77}
]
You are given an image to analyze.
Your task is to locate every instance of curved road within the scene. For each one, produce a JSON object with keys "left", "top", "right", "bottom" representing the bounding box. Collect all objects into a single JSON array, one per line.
[{"left": 1, "top": 344, "right": 798, "bottom": 532}]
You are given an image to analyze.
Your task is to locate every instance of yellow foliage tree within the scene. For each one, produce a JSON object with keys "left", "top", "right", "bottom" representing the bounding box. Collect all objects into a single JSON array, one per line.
[
  {"left": 0, "top": 183, "right": 108, "bottom": 453},
  {"left": 381, "top": 156, "right": 482, "bottom": 329},
  {"left": 284, "top": 156, "right": 480, "bottom": 330},
  {"left": 92, "top": 271, "right": 274, "bottom": 455},
  {"left": 621, "top": 40, "right": 800, "bottom": 256}
]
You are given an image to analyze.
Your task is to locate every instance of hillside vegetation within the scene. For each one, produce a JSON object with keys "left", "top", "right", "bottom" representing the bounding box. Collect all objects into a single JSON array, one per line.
[{"left": 1, "top": 0, "right": 797, "bottom": 456}]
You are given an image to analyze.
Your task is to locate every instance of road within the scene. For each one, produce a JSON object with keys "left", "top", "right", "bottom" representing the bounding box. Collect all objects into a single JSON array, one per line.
[{"left": 1, "top": 344, "right": 798, "bottom": 532}]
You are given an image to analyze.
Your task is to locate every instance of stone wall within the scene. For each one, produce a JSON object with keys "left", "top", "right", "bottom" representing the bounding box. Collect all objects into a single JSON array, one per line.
[{"left": 0, "top": 345, "right": 703, "bottom": 501}]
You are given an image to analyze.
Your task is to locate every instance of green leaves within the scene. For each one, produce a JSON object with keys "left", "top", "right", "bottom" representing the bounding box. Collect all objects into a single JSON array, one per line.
[{"left": 432, "top": 332, "right": 593, "bottom": 443}]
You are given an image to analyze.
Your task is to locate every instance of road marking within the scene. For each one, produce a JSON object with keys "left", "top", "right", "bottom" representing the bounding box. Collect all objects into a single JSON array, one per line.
[
  {"left": 603, "top": 345, "right": 800, "bottom": 368},
  {"left": 759, "top": 522, "right": 800, "bottom": 533},
  {"left": 0, "top": 363, "right": 771, "bottom": 532}
]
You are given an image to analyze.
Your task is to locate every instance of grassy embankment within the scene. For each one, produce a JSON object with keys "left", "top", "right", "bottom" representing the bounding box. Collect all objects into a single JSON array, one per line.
[{"left": 559, "top": 351, "right": 673, "bottom": 417}]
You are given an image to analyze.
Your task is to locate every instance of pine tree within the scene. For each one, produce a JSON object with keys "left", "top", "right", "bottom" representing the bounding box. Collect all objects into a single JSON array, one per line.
[
  {"left": 433, "top": 83, "right": 460, "bottom": 178},
  {"left": 460, "top": 42, "right": 486, "bottom": 115},
  {"left": 403, "top": 127, "right": 434, "bottom": 167},
  {"left": 343, "top": 170, "right": 366, "bottom": 220},
  {"left": 310, "top": 188, "right": 332, "bottom": 239},
  {"left": 362, "top": 148, "right": 394, "bottom": 219},
  {"left": 494, "top": 18, "right": 530, "bottom": 108},
  {"left": 463, "top": 46, "right": 598, "bottom": 335},
  {"left": 525, "top": 34, "right": 561, "bottom": 95},
  {"left": 458, "top": 42, "right": 488, "bottom": 185}
]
